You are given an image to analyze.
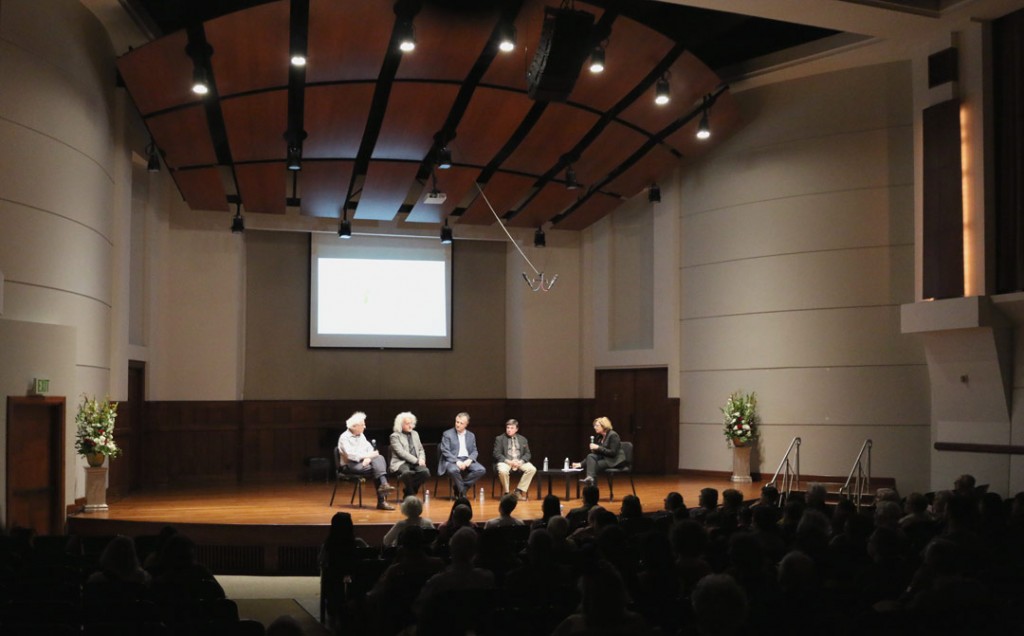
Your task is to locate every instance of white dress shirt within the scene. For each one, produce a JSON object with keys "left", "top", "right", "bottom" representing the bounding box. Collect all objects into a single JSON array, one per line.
[{"left": 339, "top": 430, "right": 373, "bottom": 461}]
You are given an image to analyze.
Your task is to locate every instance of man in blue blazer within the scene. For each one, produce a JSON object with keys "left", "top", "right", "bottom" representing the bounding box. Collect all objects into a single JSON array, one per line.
[{"left": 438, "top": 412, "right": 487, "bottom": 499}]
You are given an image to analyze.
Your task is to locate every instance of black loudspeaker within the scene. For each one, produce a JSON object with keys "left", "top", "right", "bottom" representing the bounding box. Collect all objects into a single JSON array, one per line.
[
  {"left": 526, "top": 7, "right": 594, "bottom": 102},
  {"left": 928, "top": 47, "right": 958, "bottom": 87}
]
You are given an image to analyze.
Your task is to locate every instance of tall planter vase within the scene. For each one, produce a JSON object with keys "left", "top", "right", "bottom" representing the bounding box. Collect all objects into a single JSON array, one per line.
[{"left": 731, "top": 443, "right": 752, "bottom": 483}]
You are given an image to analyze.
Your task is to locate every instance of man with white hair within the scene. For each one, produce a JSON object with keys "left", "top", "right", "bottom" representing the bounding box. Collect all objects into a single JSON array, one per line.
[
  {"left": 338, "top": 411, "right": 395, "bottom": 510},
  {"left": 389, "top": 411, "right": 430, "bottom": 498}
]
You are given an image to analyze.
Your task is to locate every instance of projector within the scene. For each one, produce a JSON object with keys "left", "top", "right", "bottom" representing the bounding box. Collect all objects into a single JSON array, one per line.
[{"left": 424, "top": 191, "right": 447, "bottom": 205}]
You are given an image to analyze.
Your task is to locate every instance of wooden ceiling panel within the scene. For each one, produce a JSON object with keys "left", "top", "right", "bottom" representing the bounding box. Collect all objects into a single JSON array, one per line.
[
  {"left": 236, "top": 163, "right": 286, "bottom": 214},
  {"left": 569, "top": 19, "right": 673, "bottom": 113},
  {"left": 355, "top": 162, "right": 420, "bottom": 221},
  {"left": 406, "top": 167, "right": 479, "bottom": 224},
  {"left": 455, "top": 87, "right": 535, "bottom": 167},
  {"left": 116, "top": 31, "right": 196, "bottom": 116},
  {"left": 552, "top": 192, "right": 620, "bottom": 231},
  {"left": 304, "top": 84, "right": 374, "bottom": 159},
  {"left": 604, "top": 145, "right": 678, "bottom": 200},
  {"left": 172, "top": 168, "right": 228, "bottom": 212},
  {"left": 306, "top": 0, "right": 392, "bottom": 83},
  {"left": 460, "top": 172, "right": 535, "bottom": 225},
  {"left": 221, "top": 91, "right": 289, "bottom": 162},
  {"left": 664, "top": 92, "right": 741, "bottom": 158},
  {"left": 502, "top": 102, "right": 599, "bottom": 174},
  {"left": 397, "top": 5, "right": 495, "bottom": 81},
  {"left": 618, "top": 52, "right": 720, "bottom": 137},
  {"left": 205, "top": 0, "right": 290, "bottom": 96},
  {"left": 299, "top": 161, "right": 354, "bottom": 218},
  {"left": 147, "top": 105, "right": 218, "bottom": 168},
  {"left": 506, "top": 183, "right": 584, "bottom": 229},
  {"left": 574, "top": 122, "right": 647, "bottom": 190},
  {"left": 373, "top": 83, "right": 460, "bottom": 161}
]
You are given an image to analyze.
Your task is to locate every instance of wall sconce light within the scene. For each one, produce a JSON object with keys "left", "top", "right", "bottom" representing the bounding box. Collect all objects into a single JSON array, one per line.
[
  {"left": 231, "top": 203, "right": 244, "bottom": 234},
  {"left": 648, "top": 183, "right": 661, "bottom": 203}
]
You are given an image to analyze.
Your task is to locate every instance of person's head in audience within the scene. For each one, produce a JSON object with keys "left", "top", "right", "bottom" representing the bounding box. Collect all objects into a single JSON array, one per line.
[
  {"left": 596, "top": 524, "right": 629, "bottom": 564},
  {"left": 98, "top": 535, "right": 146, "bottom": 582},
  {"left": 327, "top": 512, "right": 356, "bottom": 545},
  {"left": 945, "top": 494, "right": 979, "bottom": 531},
  {"left": 619, "top": 494, "right": 643, "bottom": 519},
  {"left": 727, "top": 532, "right": 764, "bottom": 576},
  {"left": 831, "top": 497, "right": 856, "bottom": 535},
  {"left": 547, "top": 515, "right": 570, "bottom": 543},
  {"left": 979, "top": 491, "right": 1006, "bottom": 528},
  {"left": 664, "top": 491, "right": 685, "bottom": 513},
  {"left": 267, "top": 614, "right": 304, "bottom": 636},
  {"left": 699, "top": 487, "right": 719, "bottom": 511},
  {"left": 671, "top": 519, "right": 708, "bottom": 559},
  {"left": 923, "top": 537, "right": 963, "bottom": 575},
  {"left": 525, "top": 528, "right": 554, "bottom": 565},
  {"left": 874, "top": 500, "right": 902, "bottom": 530},
  {"left": 931, "top": 490, "right": 953, "bottom": 520},
  {"left": 875, "top": 487, "right": 900, "bottom": 504},
  {"left": 581, "top": 485, "right": 600, "bottom": 507},
  {"left": 691, "top": 573, "right": 748, "bottom": 636},
  {"left": 160, "top": 534, "right": 200, "bottom": 569},
  {"left": 751, "top": 504, "right": 780, "bottom": 531},
  {"left": 592, "top": 508, "right": 617, "bottom": 532},
  {"left": 448, "top": 526, "right": 479, "bottom": 565},
  {"left": 721, "top": 489, "right": 744, "bottom": 512},
  {"left": 904, "top": 492, "right": 929, "bottom": 517},
  {"left": 639, "top": 530, "right": 672, "bottom": 571},
  {"left": 795, "top": 509, "right": 831, "bottom": 555},
  {"left": 867, "top": 526, "right": 905, "bottom": 563},
  {"left": 806, "top": 483, "right": 828, "bottom": 509},
  {"left": 953, "top": 473, "right": 976, "bottom": 497},
  {"left": 578, "top": 559, "right": 631, "bottom": 624},
  {"left": 498, "top": 493, "right": 518, "bottom": 518},
  {"left": 541, "top": 494, "right": 561, "bottom": 521},
  {"left": 781, "top": 498, "right": 806, "bottom": 529},
  {"left": 400, "top": 495, "right": 424, "bottom": 521},
  {"left": 777, "top": 550, "right": 816, "bottom": 596},
  {"left": 759, "top": 485, "right": 780, "bottom": 507},
  {"left": 447, "top": 496, "right": 472, "bottom": 521},
  {"left": 451, "top": 504, "right": 473, "bottom": 528}
]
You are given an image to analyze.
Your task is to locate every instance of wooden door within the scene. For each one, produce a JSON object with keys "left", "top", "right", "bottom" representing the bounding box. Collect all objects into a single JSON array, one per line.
[
  {"left": 6, "top": 396, "right": 65, "bottom": 534},
  {"left": 594, "top": 368, "right": 677, "bottom": 474}
]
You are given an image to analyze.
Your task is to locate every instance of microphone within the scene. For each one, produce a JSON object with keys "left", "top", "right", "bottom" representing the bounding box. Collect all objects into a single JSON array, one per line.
[
  {"left": 590, "top": 436, "right": 595, "bottom": 444},
  {"left": 371, "top": 439, "right": 377, "bottom": 449}
]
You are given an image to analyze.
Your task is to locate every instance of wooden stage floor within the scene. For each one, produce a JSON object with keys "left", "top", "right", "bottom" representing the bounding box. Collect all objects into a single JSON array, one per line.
[{"left": 66, "top": 474, "right": 764, "bottom": 574}]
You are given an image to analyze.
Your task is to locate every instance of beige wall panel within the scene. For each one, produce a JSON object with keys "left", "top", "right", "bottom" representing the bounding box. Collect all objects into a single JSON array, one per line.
[
  {"left": 933, "top": 450, "right": 1010, "bottom": 497},
  {"left": 923, "top": 330, "right": 1012, "bottom": 424},
  {"left": 682, "top": 306, "right": 923, "bottom": 371},
  {"left": 681, "top": 364, "right": 930, "bottom": 427},
  {"left": 243, "top": 232, "right": 506, "bottom": 400},
  {"left": 2, "top": 284, "right": 111, "bottom": 368},
  {"left": 0, "top": 120, "right": 114, "bottom": 237},
  {"left": 0, "top": 41, "right": 113, "bottom": 170},
  {"left": 683, "top": 246, "right": 913, "bottom": 319},
  {"left": 506, "top": 234, "right": 583, "bottom": 399},
  {"left": 680, "top": 421, "right": 930, "bottom": 493},
  {"left": 685, "top": 126, "right": 913, "bottom": 215},
  {"left": 681, "top": 186, "right": 913, "bottom": 267},
  {"left": 0, "top": 203, "right": 113, "bottom": 305}
]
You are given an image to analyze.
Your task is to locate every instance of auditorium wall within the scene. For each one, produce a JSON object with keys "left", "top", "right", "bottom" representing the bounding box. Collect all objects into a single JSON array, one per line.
[
  {"left": 677, "top": 62, "right": 932, "bottom": 493},
  {"left": 0, "top": 0, "right": 120, "bottom": 504}
]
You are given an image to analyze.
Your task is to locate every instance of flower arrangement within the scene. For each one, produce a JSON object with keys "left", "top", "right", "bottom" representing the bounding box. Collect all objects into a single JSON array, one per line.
[
  {"left": 74, "top": 395, "right": 121, "bottom": 459},
  {"left": 722, "top": 390, "right": 758, "bottom": 446}
]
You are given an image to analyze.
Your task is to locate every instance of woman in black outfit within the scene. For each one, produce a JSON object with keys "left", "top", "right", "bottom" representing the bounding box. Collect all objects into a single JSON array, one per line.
[{"left": 583, "top": 416, "right": 626, "bottom": 486}]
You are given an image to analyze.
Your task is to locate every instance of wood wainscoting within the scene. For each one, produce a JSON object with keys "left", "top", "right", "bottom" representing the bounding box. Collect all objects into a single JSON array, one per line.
[{"left": 138, "top": 399, "right": 597, "bottom": 489}]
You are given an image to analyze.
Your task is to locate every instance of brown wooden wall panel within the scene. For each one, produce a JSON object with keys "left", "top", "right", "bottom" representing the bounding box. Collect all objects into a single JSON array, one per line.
[
  {"left": 306, "top": 0, "right": 392, "bottom": 83},
  {"left": 373, "top": 83, "right": 460, "bottom": 161},
  {"left": 502, "top": 102, "right": 599, "bottom": 175},
  {"left": 116, "top": 31, "right": 196, "bottom": 116},
  {"left": 453, "top": 87, "right": 536, "bottom": 167},
  {"left": 221, "top": 91, "right": 289, "bottom": 162},
  {"left": 406, "top": 166, "right": 480, "bottom": 223},
  {"left": 139, "top": 399, "right": 592, "bottom": 487},
  {"left": 460, "top": 172, "right": 535, "bottom": 225},
  {"left": 354, "top": 162, "right": 420, "bottom": 221},
  {"left": 396, "top": 5, "right": 495, "bottom": 81},
  {"left": 303, "top": 84, "right": 374, "bottom": 159},
  {"left": 237, "top": 163, "right": 287, "bottom": 214},
  {"left": 206, "top": 0, "right": 290, "bottom": 97},
  {"left": 172, "top": 168, "right": 229, "bottom": 212},
  {"left": 148, "top": 106, "right": 219, "bottom": 169},
  {"left": 299, "top": 161, "right": 354, "bottom": 218},
  {"left": 507, "top": 182, "right": 582, "bottom": 228}
]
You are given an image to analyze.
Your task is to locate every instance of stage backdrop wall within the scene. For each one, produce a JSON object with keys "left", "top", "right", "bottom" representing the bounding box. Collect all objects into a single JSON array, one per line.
[{"left": 678, "top": 61, "right": 932, "bottom": 493}]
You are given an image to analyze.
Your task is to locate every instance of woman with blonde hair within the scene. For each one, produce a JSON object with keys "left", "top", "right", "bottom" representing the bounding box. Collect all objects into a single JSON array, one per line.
[{"left": 581, "top": 416, "right": 627, "bottom": 486}]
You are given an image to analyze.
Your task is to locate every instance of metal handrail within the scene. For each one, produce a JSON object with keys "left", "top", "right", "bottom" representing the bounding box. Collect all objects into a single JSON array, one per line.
[
  {"left": 838, "top": 439, "right": 873, "bottom": 510},
  {"left": 767, "top": 437, "right": 800, "bottom": 506}
]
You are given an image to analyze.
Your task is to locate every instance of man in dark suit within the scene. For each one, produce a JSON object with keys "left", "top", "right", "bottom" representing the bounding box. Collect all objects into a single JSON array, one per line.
[
  {"left": 438, "top": 412, "right": 486, "bottom": 499},
  {"left": 492, "top": 418, "right": 537, "bottom": 500}
]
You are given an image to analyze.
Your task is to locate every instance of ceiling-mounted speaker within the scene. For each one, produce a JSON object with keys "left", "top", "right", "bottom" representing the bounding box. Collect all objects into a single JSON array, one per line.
[{"left": 526, "top": 7, "right": 594, "bottom": 102}]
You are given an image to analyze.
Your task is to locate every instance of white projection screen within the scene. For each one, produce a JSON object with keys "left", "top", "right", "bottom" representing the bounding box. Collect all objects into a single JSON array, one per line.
[{"left": 310, "top": 234, "right": 453, "bottom": 348}]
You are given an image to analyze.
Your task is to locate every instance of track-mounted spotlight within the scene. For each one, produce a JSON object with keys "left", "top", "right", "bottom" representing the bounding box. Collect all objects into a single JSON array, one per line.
[
  {"left": 146, "top": 140, "right": 160, "bottom": 173},
  {"left": 231, "top": 203, "right": 244, "bottom": 234},
  {"left": 339, "top": 218, "right": 352, "bottom": 239},
  {"left": 648, "top": 183, "right": 661, "bottom": 203},
  {"left": 437, "top": 146, "right": 452, "bottom": 170},
  {"left": 534, "top": 226, "right": 546, "bottom": 248},
  {"left": 696, "top": 101, "right": 711, "bottom": 140},
  {"left": 565, "top": 164, "right": 580, "bottom": 190},
  {"left": 192, "top": 66, "right": 210, "bottom": 95},
  {"left": 398, "top": 22, "right": 416, "bottom": 52},
  {"left": 498, "top": 22, "right": 516, "bottom": 52},
  {"left": 287, "top": 145, "right": 302, "bottom": 171},
  {"left": 440, "top": 219, "right": 453, "bottom": 244},
  {"left": 589, "top": 45, "right": 605, "bottom": 74},
  {"left": 290, "top": 53, "right": 307, "bottom": 67},
  {"left": 654, "top": 74, "right": 670, "bottom": 105}
]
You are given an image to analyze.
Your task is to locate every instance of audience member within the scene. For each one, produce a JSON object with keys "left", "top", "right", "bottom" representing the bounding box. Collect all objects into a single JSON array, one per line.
[
  {"left": 551, "top": 559, "right": 649, "bottom": 636},
  {"left": 414, "top": 527, "right": 496, "bottom": 622},
  {"left": 266, "top": 614, "right": 304, "bottom": 636},
  {"left": 690, "top": 573, "right": 749, "bottom": 636},
  {"left": 531, "top": 494, "right": 563, "bottom": 530},
  {"left": 566, "top": 485, "right": 601, "bottom": 531},
  {"left": 690, "top": 487, "right": 719, "bottom": 523},
  {"left": 382, "top": 495, "right": 434, "bottom": 547},
  {"left": 485, "top": 493, "right": 525, "bottom": 529}
]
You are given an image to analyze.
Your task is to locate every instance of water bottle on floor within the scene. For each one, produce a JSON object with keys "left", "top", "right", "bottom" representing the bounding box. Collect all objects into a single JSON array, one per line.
[
  {"left": 424, "top": 490, "right": 430, "bottom": 504},
  {"left": 479, "top": 487, "right": 485, "bottom": 506},
  {"left": 543, "top": 457, "right": 549, "bottom": 471}
]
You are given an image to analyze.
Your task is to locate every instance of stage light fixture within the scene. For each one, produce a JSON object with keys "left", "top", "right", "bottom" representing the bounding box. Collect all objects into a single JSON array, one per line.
[
  {"left": 145, "top": 140, "right": 160, "bottom": 173},
  {"left": 589, "top": 45, "right": 605, "bottom": 73},
  {"left": 648, "top": 183, "right": 661, "bottom": 203},
  {"left": 440, "top": 219, "right": 453, "bottom": 244},
  {"left": 437, "top": 146, "right": 452, "bottom": 169},
  {"left": 565, "top": 164, "right": 580, "bottom": 190},
  {"left": 290, "top": 53, "right": 307, "bottom": 67},
  {"left": 696, "top": 101, "right": 711, "bottom": 140},
  {"left": 398, "top": 22, "right": 416, "bottom": 52},
  {"left": 654, "top": 74, "right": 670, "bottom": 105},
  {"left": 287, "top": 145, "right": 302, "bottom": 171},
  {"left": 192, "top": 66, "right": 210, "bottom": 95},
  {"left": 231, "top": 203, "right": 244, "bottom": 234},
  {"left": 339, "top": 218, "right": 352, "bottom": 239},
  {"left": 534, "top": 226, "right": 546, "bottom": 247},
  {"left": 498, "top": 22, "right": 516, "bottom": 52}
]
